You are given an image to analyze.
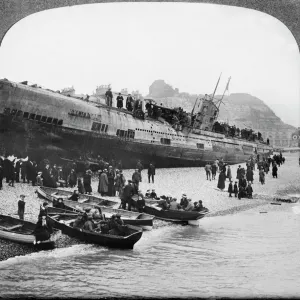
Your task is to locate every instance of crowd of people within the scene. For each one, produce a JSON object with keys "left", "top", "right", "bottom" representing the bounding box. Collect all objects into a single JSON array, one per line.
[
  {"left": 71, "top": 207, "right": 129, "bottom": 236},
  {"left": 104, "top": 88, "right": 269, "bottom": 146},
  {"left": 212, "top": 152, "right": 285, "bottom": 200}
]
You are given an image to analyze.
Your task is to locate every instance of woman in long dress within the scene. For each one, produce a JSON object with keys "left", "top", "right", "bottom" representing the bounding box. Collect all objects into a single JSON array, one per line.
[{"left": 217, "top": 171, "right": 226, "bottom": 191}]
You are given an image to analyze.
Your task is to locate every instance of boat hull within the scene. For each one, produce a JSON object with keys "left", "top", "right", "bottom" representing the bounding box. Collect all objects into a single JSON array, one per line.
[
  {"left": 139, "top": 205, "right": 208, "bottom": 224},
  {"left": 0, "top": 79, "right": 273, "bottom": 168},
  {"left": 0, "top": 214, "right": 60, "bottom": 250},
  {"left": 47, "top": 216, "right": 143, "bottom": 249}
]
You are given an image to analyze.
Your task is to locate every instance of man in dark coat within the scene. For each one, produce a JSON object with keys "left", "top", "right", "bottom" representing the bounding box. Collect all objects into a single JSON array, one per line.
[
  {"left": 132, "top": 169, "right": 141, "bottom": 194},
  {"left": 15, "top": 160, "right": 21, "bottom": 183},
  {"left": 20, "top": 161, "right": 27, "bottom": 183},
  {"left": 126, "top": 94, "right": 134, "bottom": 111},
  {"left": 83, "top": 170, "right": 92, "bottom": 194},
  {"left": 107, "top": 166, "right": 115, "bottom": 196},
  {"left": 105, "top": 87, "right": 113, "bottom": 107},
  {"left": 42, "top": 164, "right": 55, "bottom": 188},
  {"left": 236, "top": 165, "right": 242, "bottom": 180},
  {"left": 211, "top": 163, "right": 217, "bottom": 180},
  {"left": 121, "top": 180, "right": 135, "bottom": 211},
  {"left": 116, "top": 93, "right": 124, "bottom": 109},
  {"left": 238, "top": 175, "right": 247, "bottom": 189},
  {"left": 148, "top": 163, "right": 155, "bottom": 183},
  {"left": 272, "top": 164, "right": 278, "bottom": 178}
]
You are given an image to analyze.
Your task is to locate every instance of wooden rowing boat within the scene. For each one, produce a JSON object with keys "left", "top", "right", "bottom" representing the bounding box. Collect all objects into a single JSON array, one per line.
[
  {"left": 47, "top": 214, "right": 143, "bottom": 249},
  {"left": 47, "top": 202, "right": 154, "bottom": 231},
  {"left": 0, "top": 214, "right": 61, "bottom": 250},
  {"left": 36, "top": 187, "right": 154, "bottom": 230},
  {"left": 131, "top": 198, "right": 209, "bottom": 225},
  {"left": 36, "top": 186, "right": 118, "bottom": 207}
]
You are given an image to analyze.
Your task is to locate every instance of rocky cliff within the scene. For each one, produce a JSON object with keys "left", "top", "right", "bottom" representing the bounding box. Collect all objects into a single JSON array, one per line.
[{"left": 147, "top": 80, "right": 296, "bottom": 147}]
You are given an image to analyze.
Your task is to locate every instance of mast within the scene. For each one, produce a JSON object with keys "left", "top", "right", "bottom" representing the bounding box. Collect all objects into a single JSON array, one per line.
[
  {"left": 218, "top": 76, "right": 231, "bottom": 109},
  {"left": 211, "top": 72, "right": 222, "bottom": 100},
  {"left": 215, "top": 76, "right": 231, "bottom": 119}
]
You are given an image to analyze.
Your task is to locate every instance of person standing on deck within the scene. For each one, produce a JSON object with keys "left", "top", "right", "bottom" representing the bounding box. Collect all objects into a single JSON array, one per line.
[
  {"left": 126, "top": 94, "right": 134, "bottom": 111},
  {"left": 204, "top": 162, "right": 212, "bottom": 181},
  {"left": 105, "top": 87, "right": 113, "bottom": 107},
  {"left": 148, "top": 163, "right": 155, "bottom": 183},
  {"left": 116, "top": 93, "right": 124, "bottom": 109},
  {"left": 18, "top": 194, "right": 26, "bottom": 220}
]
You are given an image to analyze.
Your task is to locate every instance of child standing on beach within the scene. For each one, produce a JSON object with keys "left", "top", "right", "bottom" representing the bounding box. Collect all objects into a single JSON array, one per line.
[
  {"left": 233, "top": 181, "right": 238, "bottom": 197},
  {"left": 18, "top": 194, "right": 26, "bottom": 220},
  {"left": 228, "top": 181, "right": 233, "bottom": 197}
]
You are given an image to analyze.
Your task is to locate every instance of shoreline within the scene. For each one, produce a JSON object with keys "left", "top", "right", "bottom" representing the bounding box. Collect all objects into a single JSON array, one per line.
[{"left": 0, "top": 153, "right": 299, "bottom": 261}]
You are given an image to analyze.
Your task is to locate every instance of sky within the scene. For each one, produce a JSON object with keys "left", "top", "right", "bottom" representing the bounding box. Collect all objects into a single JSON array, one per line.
[{"left": 0, "top": 3, "right": 299, "bottom": 127}]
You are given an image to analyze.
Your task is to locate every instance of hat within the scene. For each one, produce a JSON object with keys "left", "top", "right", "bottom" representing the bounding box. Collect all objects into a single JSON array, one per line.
[
  {"left": 128, "top": 180, "right": 132, "bottom": 183},
  {"left": 43, "top": 202, "right": 49, "bottom": 207},
  {"left": 20, "top": 194, "right": 26, "bottom": 198},
  {"left": 146, "top": 189, "right": 150, "bottom": 192},
  {"left": 38, "top": 172, "right": 42, "bottom": 175},
  {"left": 152, "top": 189, "right": 155, "bottom": 191},
  {"left": 188, "top": 198, "right": 192, "bottom": 202},
  {"left": 182, "top": 194, "right": 187, "bottom": 198},
  {"left": 194, "top": 202, "right": 198, "bottom": 205},
  {"left": 116, "top": 213, "right": 121, "bottom": 218},
  {"left": 172, "top": 198, "right": 177, "bottom": 201}
]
